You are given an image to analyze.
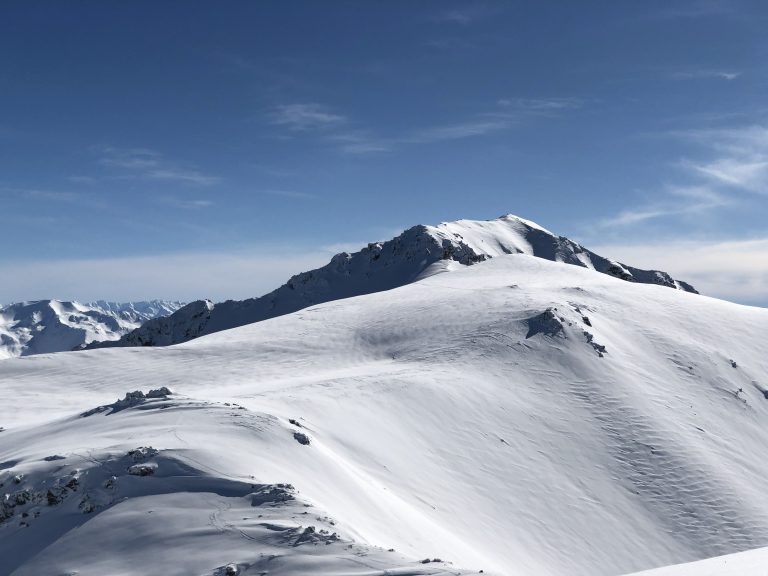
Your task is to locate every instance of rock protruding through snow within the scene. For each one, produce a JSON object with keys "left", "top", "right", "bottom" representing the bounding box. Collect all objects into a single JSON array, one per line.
[{"left": 81, "top": 388, "right": 172, "bottom": 417}]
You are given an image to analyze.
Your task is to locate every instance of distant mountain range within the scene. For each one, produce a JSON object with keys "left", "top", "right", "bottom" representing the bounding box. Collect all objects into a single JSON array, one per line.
[
  {"left": 92, "top": 214, "right": 696, "bottom": 349},
  {"left": 0, "top": 300, "right": 184, "bottom": 358}
]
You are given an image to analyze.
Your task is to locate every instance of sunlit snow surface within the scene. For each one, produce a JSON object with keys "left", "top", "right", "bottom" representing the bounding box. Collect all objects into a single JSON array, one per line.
[
  {"left": 623, "top": 546, "right": 768, "bottom": 576},
  {"left": 1, "top": 255, "right": 767, "bottom": 575}
]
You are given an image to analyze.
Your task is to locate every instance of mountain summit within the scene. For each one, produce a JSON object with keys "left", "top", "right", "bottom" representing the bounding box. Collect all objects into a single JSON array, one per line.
[{"left": 96, "top": 214, "right": 696, "bottom": 350}]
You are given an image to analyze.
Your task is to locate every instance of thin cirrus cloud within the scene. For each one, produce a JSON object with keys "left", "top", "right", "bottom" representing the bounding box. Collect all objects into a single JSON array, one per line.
[
  {"left": 98, "top": 146, "right": 221, "bottom": 185},
  {"left": 261, "top": 189, "right": 316, "bottom": 200},
  {"left": 404, "top": 119, "right": 510, "bottom": 144},
  {"left": 675, "top": 125, "right": 768, "bottom": 193},
  {"left": 670, "top": 69, "right": 742, "bottom": 81},
  {"left": 496, "top": 97, "right": 583, "bottom": 112},
  {"left": 157, "top": 196, "right": 214, "bottom": 210},
  {"left": 600, "top": 185, "right": 729, "bottom": 228},
  {"left": 601, "top": 124, "right": 768, "bottom": 228},
  {"left": 269, "top": 103, "right": 347, "bottom": 131},
  {"left": 437, "top": 9, "right": 475, "bottom": 24},
  {"left": 689, "top": 157, "right": 768, "bottom": 192},
  {"left": 268, "top": 98, "right": 581, "bottom": 154},
  {"left": 1, "top": 186, "right": 85, "bottom": 205},
  {"left": 432, "top": 4, "right": 505, "bottom": 25},
  {"left": 8, "top": 187, "right": 82, "bottom": 203}
]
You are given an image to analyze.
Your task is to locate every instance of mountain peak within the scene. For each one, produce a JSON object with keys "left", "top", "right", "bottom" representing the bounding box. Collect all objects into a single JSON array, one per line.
[{"left": 95, "top": 214, "right": 697, "bottom": 350}]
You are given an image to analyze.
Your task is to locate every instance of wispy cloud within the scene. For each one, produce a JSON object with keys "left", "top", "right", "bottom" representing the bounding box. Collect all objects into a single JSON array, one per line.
[
  {"left": 98, "top": 146, "right": 221, "bottom": 185},
  {"left": 145, "top": 168, "right": 220, "bottom": 185},
  {"left": 99, "top": 147, "right": 160, "bottom": 169},
  {"left": 496, "top": 97, "right": 583, "bottom": 112},
  {"left": 601, "top": 186, "right": 729, "bottom": 227},
  {"left": 66, "top": 175, "right": 97, "bottom": 184},
  {"left": 674, "top": 125, "right": 768, "bottom": 193},
  {"left": 269, "top": 103, "right": 346, "bottom": 131},
  {"left": 688, "top": 157, "right": 768, "bottom": 191},
  {"left": 406, "top": 119, "right": 510, "bottom": 143},
  {"left": 326, "top": 130, "right": 393, "bottom": 154},
  {"left": 22, "top": 189, "right": 82, "bottom": 202},
  {"left": 0, "top": 186, "right": 82, "bottom": 203},
  {"left": 604, "top": 123, "right": 768, "bottom": 229},
  {"left": 433, "top": 5, "right": 502, "bottom": 25},
  {"left": 261, "top": 189, "right": 316, "bottom": 200},
  {"left": 435, "top": 8, "right": 482, "bottom": 25},
  {"left": 157, "top": 196, "right": 214, "bottom": 210},
  {"left": 327, "top": 120, "right": 509, "bottom": 154},
  {"left": 269, "top": 97, "right": 582, "bottom": 154},
  {"left": 403, "top": 98, "right": 581, "bottom": 147},
  {"left": 671, "top": 69, "right": 742, "bottom": 81}
]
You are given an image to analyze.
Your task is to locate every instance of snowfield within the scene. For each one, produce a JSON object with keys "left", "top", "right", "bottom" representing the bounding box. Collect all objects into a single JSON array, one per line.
[
  {"left": 623, "top": 546, "right": 768, "bottom": 576},
  {"left": 1, "top": 253, "right": 767, "bottom": 575}
]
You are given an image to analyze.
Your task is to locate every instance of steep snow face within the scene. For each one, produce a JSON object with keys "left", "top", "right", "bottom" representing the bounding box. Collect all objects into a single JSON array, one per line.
[
  {"left": 1, "top": 255, "right": 766, "bottom": 576},
  {"left": 104, "top": 214, "right": 697, "bottom": 349},
  {"left": 0, "top": 300, "right": 185, "bottom": 358}
]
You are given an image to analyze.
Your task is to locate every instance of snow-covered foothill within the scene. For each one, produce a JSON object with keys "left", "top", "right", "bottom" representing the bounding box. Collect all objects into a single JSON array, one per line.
[{"left": 99, "top": 214, "right": 697, "bottom": 349}]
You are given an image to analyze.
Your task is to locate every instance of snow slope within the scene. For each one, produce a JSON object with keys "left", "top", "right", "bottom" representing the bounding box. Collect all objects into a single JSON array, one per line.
[
  {"left": 624, "top": 546, "right": 768, "bottom": 575},
  {"left": 0, "top": 300, "right": 184, "bottom": 358},
  {"left": 97, "top": 214, "right": 697, "bottom": 348},
  {"left": 1, "top": 253, "right": 766, "bottom": 575}
]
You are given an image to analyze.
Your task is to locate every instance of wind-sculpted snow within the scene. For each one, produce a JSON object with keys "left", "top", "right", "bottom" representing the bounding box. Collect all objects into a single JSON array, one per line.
[
  {"left": 1, "top": 393, "right": 469, "bottom": 576},
  {"left": 101, "top": 214, "right": 697, "bottom": 349},
  {"left": 0, "top": 299, "right": 184, "bottom": 358},
  {"left": 1, "top": 255, "right": 765, "bottom": 575}
]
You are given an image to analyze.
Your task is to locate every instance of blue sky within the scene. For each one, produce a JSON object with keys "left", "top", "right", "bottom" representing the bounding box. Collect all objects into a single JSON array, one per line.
[{"left": 2, "top": 1, "right": 767, "bottom": 305}]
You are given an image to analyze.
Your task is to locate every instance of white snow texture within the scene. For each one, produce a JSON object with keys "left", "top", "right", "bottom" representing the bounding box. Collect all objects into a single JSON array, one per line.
[{"left": 1, "top": 214, "right": 766, "bottom": 576}]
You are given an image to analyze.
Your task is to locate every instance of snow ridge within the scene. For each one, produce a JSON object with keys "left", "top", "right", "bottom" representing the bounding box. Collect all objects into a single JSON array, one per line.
[
  {"left": 101, "top": 214, "right": 696, "bottom": 349},
  {"left": 0, "top": 300, "right": 185, "bottom": 358}
]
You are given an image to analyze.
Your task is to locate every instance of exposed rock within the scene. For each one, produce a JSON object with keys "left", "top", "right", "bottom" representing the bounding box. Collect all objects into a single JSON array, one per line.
[{"left": 293, "top": 432, "right": 311, "bottom": 446}]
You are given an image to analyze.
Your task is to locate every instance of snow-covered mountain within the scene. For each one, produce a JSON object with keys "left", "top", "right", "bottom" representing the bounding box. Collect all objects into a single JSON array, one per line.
[
  {"left": 0, "top": 300, "right": 184, "bottom": 358},
  {"left": 97, "top": 214, "right": 697, "bottom": 349},
  {"left": 2, "top": 248, "right": 765, "bottom": 575}
]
